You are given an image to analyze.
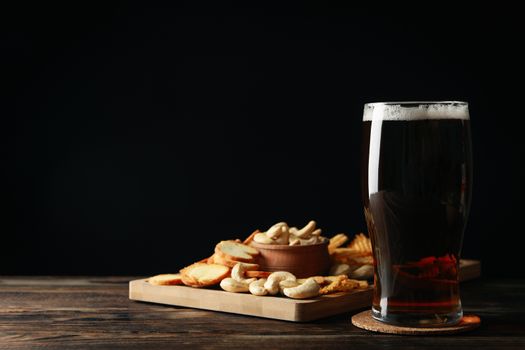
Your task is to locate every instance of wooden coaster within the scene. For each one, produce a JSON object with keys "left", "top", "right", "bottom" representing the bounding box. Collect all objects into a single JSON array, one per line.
[{"left": 351, "top": 310, "right": 481, "bottom": 335}]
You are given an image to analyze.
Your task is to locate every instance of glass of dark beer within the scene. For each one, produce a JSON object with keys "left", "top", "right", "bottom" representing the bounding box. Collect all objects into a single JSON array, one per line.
[{"left": 361, "top": 101, "right": 472, "bottom": 326}]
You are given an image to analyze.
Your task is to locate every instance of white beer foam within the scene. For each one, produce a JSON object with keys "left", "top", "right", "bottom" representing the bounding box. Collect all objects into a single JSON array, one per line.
[{"left": 363, "top": 102, "right": 469, "bottom": 121}]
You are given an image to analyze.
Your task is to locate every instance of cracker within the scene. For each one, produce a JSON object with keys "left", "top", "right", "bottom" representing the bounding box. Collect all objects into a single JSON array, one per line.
[
  {"left": 209, "top": 253, "right": 242, "bottom": 268},
  {"left": 319, "top": 275, "right": 369, "bottom": 295},
  {"left": 147, "top": 273, "right": 183, "bottom": 286},
  {"left": 180, "top": 263, "right": 230, "bottom": 288},
  {"left": 347, "top": 233, "right": 372, "bottom": 254},
  {"left": 215, "top": 240, "right": 259, "bottom": 263}
]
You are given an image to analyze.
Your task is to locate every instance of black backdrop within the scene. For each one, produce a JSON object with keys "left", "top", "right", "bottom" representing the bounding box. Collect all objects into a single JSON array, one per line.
[{"left": 5, "top": 3, "right": 524, "bottom": 277}]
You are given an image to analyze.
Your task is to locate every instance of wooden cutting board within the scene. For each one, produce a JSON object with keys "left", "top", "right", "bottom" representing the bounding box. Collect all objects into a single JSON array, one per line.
[{"left": 129, "top": 259, "right": 480, "bottom": 322}]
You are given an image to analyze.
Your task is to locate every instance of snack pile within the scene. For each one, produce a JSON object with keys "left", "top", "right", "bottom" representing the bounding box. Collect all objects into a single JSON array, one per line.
[
  {"left": 328, "top": 233, "right": 374, "bottom": 280},
  {"left": 147, "top": 221, "right": 373, "bottom": 300},
  {"left": 207, "top": 240, "right": 260, "bottom": 267},
  {"left": 252, "top": 220, "right": 327, "bottom": 246}
]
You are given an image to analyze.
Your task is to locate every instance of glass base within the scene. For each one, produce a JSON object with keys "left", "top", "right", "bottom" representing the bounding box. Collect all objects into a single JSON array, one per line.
[{"left": 371, "top": 306, "right": 463, "bottom": 327}]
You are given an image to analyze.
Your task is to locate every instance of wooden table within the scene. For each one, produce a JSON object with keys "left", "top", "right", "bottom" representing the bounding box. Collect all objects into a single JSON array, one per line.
[{"left": 1, "top": 277, "right": 524, "bottom": 349}]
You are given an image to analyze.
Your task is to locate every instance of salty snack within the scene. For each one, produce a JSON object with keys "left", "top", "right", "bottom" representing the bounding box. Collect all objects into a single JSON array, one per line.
[
  {"left": 209, "top": 253, "right": 245, "bottom": 268},
  {"left": 219, "top": 262, "right": 258, "bottom": 293},
  {"left": 215, "top": 240, "right": 259, "bottom": 262},
  {"left": 329, "top": 263, "right": 352, "bottom": 276},
  {"left": 253, "top": 232, "right": 274, "bottom": 244},
  {"left": 180, "top": 263, "right": 230, "bottom": 288},
  {"left": 149, "top": 224, "right": 372, "bottom": 302},
  {"left": 329, "top": 233, "right": 374, "bottom": 277},
  {"left": 210, "top": 240, "right": 260, "bottom": 268},
  {"left": 278, "top": 279, "right": 300, "bottom": 294},
  {"left": 348, "top": 233, "right": 372, "bottom": 254},
  {"left": 331, "top": 248, "right": 374, "bottom": 268},
  {"left": 147, "top": 273, "right": 183, "bottom": 286},
  {"left": 348, "top": 264, "right": 374, "bottom": 279},
  {"left": 252, "top": 220, "right": 328, "bottom": 246},
  {"left": 231, "top": 262, "right": 259, "bottom": 282},
  {"left": 220, "top": 278, "right": 251, "bottom": 293},
  {"left": 283, "top": 277, "right": 321, "bottom": 299},
  {"left": 245, "top": 270, "right": 272, "bottom": 278},
  {"left": 249, "top": 278, "right": 268, "bottom": 296},
  {"left": 266, "top": 222, "right": 290, "bottom": 245},
  {"left": 319, "top": 275, "right": 368, "bottom": 295},
  {"left": 253, "top": 222, "right": 289, "bottom": 244},
  {"left": 243, "top": 230, "right": 260, "bottom": 244},
  {"left": 328, "top": 233, "right": 349, "bottom": 253},
  {"left": 264, "top": 271, "right": 297, "bottom": 295},
  {"left": 297, "top": 276, "right": 325, "bottom": 285},
  {"left": 290, "top": 221, "right": 316, "bottom": 238}
]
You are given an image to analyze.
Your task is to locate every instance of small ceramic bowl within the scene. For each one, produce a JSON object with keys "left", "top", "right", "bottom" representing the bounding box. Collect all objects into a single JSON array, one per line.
[{"left": 250, "top": 239, "right": 330, "bottom": 278}]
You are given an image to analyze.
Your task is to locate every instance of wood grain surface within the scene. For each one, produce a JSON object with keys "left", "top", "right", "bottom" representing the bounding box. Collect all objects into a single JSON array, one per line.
[{"left": 1, "top": 276, "right": 524, "bottom": 349}]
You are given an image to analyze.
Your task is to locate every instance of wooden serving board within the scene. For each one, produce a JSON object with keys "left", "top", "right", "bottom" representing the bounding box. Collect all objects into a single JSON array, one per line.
[{"left": 129, "top": 259, "right": 480, "bottom": 322}]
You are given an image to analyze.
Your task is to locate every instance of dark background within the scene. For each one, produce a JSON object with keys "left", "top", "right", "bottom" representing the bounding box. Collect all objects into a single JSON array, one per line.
[{"left": 4, "top": 3, "right": 524, "bottom": 277}]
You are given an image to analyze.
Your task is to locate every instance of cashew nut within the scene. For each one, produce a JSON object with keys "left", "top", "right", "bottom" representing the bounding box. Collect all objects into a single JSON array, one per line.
[
  {"left": 254, "top": 232, "right": 274, "bottom": 244},
  {"left": 283, "top": 277, "right": 320, "bottom": 299},
  {"left": 252, "top": 220, "right": 327, "bottom": 246},
  {"left": 289, "top": 236, "right": 300, "bottom": 246},
  {"left": 220, "top": 277, "right": 251, "bottom": 293},
  {"left": 294, "top": 220, "right": 316, "bottom": 238},
  {"left": 297, "top": 276, "right": 325, "bottom": 285},
  {"left": 348, "top": 264, "right": 374, "bottom": 279},
  {"left": 329, "top": 263, "right": 352, "bottom": 276},
  {"left": 311, "top": 228, "right": 322, "bottom": 236},
  {"left": 278, "top": 279, "right": 300, "bottom": 294},
  {"left": 249, "top": 278, "right": 268, "bottom": 296},
  {"left": 273, "top": 227, "right": 290, "bottom": 245},
  {"left": 264, "top": 222, "right": 290, "bottom": 245},
  {"left": 266, "top": 222, "right": 288, "bottom": 239},
  {"left": 299, "top": 236, "right": 319, "bottom": 245},
  {"left": 264, "top": 271, "right": 297, "bottom": 295},
  {"left": 231, "top": 262, "right": 259, "bottom": 283}
]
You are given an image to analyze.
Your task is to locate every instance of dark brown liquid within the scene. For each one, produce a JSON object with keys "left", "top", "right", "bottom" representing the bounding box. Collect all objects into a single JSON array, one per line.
[{"left": 362, "top": 119, "right": 472, "bottom": 324}]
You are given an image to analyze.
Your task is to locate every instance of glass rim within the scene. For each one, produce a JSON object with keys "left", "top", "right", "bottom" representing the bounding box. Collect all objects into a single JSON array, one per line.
[
  {"left": 363, "top": 101, "right": 469, "bottom": 121},
  {"left": 365, "top": 101, "right": 468, "bottom": 107}
]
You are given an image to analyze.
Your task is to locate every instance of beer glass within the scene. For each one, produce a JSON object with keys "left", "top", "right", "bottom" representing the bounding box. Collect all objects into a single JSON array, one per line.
[{"left": 361, "top": 101, "right": 472, "bottom": 326}]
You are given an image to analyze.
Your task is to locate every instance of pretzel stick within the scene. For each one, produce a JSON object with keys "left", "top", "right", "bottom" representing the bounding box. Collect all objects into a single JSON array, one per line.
[{"left": 243, "top": 229, "right": 260, "bottom": 244}]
